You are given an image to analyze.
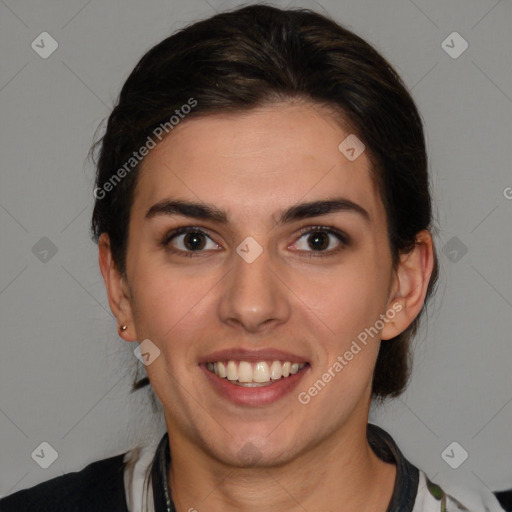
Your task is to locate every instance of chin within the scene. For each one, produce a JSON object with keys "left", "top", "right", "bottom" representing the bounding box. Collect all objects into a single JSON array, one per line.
[{"left": 200, "top": 429, "right": 295, "bottom": 467}]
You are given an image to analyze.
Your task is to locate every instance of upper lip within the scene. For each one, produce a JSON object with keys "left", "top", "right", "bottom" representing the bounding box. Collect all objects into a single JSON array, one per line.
[{"left": 199, "top": 348, "right": 309, "bottom": 364}]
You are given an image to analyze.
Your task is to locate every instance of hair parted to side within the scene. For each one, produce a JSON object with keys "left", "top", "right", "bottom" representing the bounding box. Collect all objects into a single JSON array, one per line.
[{"left": 90, "top": 3, "right": 439, "bottom": 401}]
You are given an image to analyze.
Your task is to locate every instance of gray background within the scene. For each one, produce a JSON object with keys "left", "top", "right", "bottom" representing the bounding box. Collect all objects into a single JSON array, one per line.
[{"left": 1, "top": 0, "right": 511, "bottom": 500}]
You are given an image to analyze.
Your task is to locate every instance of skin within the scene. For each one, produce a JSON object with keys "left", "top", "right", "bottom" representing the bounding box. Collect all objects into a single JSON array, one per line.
[{"left": 99, "top": 100, "right": 434, "bottom": 512}]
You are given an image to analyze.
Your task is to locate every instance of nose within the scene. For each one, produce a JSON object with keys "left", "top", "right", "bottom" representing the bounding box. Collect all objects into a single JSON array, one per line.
[{"left": 217, "top": 242, "right": 291, "bottom": 333}]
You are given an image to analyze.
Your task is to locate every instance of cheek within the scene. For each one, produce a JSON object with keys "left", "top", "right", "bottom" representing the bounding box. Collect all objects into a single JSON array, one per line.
[
  {"left": 129, "top": 264, "right": 218, "bottom": 356},
  {"left": 303, "top": 268, "right": 384, "bottom": 396},
  {"left": 296, "top": 259, "right": 386, "bottom": 343}
]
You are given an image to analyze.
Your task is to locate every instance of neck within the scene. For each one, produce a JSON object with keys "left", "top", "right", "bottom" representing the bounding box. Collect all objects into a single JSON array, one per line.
[{"left": 165, "top": 420, "right": 396, "bottom": 512}]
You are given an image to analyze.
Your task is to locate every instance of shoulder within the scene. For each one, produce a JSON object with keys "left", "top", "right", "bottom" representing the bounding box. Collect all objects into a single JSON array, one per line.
[
  {"left": 412, "top": 470, "right": 507, "bottom": 512},
  {"left": 366, "top": 424, "right": 507, "bottom": 512},
  {"left": 0, "top": 453, "right": 129, "bottom": 512}
]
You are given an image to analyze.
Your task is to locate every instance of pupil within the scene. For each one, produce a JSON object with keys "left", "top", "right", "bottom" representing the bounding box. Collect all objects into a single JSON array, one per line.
[
  {"left": 185, "top": 232, "right": 205, "bottom": 250},
  {"left": 309, "top": 232, "right": 328, "bottom": 251}
]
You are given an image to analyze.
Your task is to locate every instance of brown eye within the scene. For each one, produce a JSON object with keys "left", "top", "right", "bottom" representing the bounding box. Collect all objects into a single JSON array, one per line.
[
  {"left": 306, "top": 231, "right": 330, "bottom": 251},
  {"left": 161, "top": 227, "right": 220, "bottom": 257},
  {"left": 180, "top": 231, "right": 207, "bottom": 251},
  {"left": 291, "top": 227, "right": 350, "bottom": 258}
]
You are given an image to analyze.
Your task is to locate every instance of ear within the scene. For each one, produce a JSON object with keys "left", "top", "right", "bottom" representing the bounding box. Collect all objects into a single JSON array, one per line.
[
  {"left": 98, "top": 233, "right": 137, "bottom": 341},
  {"left": 381, "top": 230, "right": 435, "bottom": 340}
]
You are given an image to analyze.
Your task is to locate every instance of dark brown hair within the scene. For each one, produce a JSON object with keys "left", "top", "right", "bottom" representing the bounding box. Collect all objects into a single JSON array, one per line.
[{"left": 91, "top": 3, "right": 439, "bottom": 401}]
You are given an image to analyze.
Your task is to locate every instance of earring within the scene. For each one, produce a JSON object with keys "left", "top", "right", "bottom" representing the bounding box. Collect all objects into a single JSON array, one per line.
[{"left": 120, "top": 324, "right": 127, "bottom": 332}]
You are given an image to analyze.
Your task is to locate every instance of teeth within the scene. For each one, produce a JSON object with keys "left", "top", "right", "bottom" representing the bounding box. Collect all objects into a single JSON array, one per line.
[
  {"left": 253, "top": 361, "right": 270, "bottom": 383},
  {"left": 206, "top": 360, "right": 306, "bottom": 384},
  {"left": 226, "top": 361, "right": 237, "bottom": 381},
  {"left": 270, "top": 360, "right": 282, "bottom": 380},
  {"left": 238, "top": 361, "right": 253, "bottom": 383}
]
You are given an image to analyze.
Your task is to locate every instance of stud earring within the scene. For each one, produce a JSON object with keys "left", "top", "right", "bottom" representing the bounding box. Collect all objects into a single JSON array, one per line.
[{"left": 120, "top": 324, "right": 127, "bottom": 332}]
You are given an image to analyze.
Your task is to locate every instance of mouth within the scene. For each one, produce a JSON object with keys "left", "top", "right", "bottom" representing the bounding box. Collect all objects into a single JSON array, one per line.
[
  {"left": 204, "top": 360, "right": 308, "bottom": 387},
  {"left": 199, "top": 349, "right": 310, "bottom": 406}
]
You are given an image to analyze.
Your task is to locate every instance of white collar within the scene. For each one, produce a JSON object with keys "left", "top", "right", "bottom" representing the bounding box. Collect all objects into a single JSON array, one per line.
[{"left": 123, "top": 436, "right": 161, "bottom": 512}]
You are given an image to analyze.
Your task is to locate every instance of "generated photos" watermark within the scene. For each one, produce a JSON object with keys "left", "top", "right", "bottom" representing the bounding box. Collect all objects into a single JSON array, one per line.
[{"left": 298, "top": 302, "right": 402, "bottom": 405}]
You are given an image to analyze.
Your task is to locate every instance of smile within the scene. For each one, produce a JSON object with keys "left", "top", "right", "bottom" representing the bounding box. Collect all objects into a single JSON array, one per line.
[{"left": 205, "top": 360, "right": 307, "bottom": 387}]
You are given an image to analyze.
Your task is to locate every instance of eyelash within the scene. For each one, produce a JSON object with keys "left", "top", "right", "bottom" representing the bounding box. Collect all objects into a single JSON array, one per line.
[{"left": 161, "top": 225, "right": 350, "bottom": 259}]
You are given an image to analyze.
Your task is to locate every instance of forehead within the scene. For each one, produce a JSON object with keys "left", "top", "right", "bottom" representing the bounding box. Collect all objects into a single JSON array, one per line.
[{"left": 133, "top": 102, "right": 383, "bottom": 227}]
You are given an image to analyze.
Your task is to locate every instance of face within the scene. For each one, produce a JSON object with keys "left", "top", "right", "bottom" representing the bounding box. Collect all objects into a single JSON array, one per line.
[{"left": 104, "top": 101, "right": 412, "bottom": 468}]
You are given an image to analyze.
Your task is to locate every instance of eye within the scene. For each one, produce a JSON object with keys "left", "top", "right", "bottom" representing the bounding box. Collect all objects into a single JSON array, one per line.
[
  {"left": 161, "top": 227, "right": 220, "bottom": 258},
  {"left": 290, "top": 226, "right": 350, "bottom": 258},
  {"left": 161, "top": 225, "right": 350, "bottom": 259}
]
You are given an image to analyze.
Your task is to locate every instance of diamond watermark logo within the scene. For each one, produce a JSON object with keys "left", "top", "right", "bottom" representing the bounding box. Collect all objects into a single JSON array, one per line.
[
  {"left": 31, "top": 442, "right": 59, "bottom": 469},
  {"left": 236, "top": 442, "right": 262, "bottom": 465},
  {"left": 32, "top": 237, "right": 58, "bottom": 263},
  {"left": 441, "top": 32, "right": 468, "bottom": 59},
  {"left": 134, "top": 338, "right": 161, "bottom": 366},
  {"left": 236, "top": 236, "right": 263, "bottom": 263},
  {"left": 31, "top": 32, "right": 59, "bottom": 59},
  {"left": 338, "top": 134, "right": 365, "bottom": 161},
  {"left": 442, "top": 236, "right": 468, "bottom": 263},
  {"left": 441, "top": 441, "right": 468, "bottom": 469}
]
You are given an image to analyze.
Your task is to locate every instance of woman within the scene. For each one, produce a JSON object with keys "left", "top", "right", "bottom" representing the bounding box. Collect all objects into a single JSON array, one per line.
[{"left": 0, "top": 4, "right": 506, "bottom": 512}]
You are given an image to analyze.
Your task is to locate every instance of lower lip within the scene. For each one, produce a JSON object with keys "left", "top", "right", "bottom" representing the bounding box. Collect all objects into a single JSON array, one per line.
[{"left": 200, "top": 364, "right": 310, "bottom": 406}]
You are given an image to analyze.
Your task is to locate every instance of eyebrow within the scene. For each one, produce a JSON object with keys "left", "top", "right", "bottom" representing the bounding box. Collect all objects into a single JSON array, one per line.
[{"left": 145, "top": 197, "right": 371, "bottom": 225}]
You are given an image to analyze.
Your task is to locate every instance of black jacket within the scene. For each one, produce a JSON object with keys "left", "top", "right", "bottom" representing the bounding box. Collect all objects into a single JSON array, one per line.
[
  {"left": 2, "top": 425, "right": 510, "bottom": 512},
  {"left": 0, "top": 453, "right": 129, "bottom": 512}
]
